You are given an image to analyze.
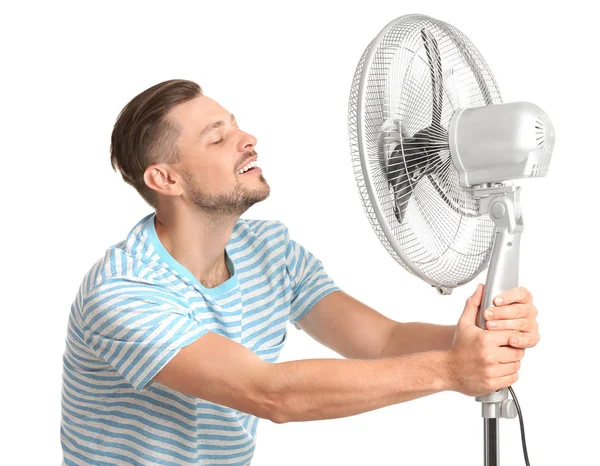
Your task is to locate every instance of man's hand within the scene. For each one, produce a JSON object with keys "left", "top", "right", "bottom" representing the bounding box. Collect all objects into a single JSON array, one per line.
[
  {"left": 448, "top": 283, "right": 524, "bottom": 397},
  {"left": 482, "top": 286, "right": 541, "bottom": 349}
]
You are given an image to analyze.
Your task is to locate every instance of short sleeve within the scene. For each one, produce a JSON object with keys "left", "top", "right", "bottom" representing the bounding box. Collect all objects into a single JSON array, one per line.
[
  {"left": 283, "top": 226, "right": 342, "bottom": 330},
  {"left": 80, "top": 279, "right": 209, "bottom": 391}
]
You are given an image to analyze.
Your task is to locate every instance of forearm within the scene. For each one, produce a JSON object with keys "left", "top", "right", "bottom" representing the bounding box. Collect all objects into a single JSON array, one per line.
[
  {"left": 380, "top": 322, "right": 456, "bottom": 358},
  {"left": 264, "top": 350, "right": 451, "bottom": 423}
]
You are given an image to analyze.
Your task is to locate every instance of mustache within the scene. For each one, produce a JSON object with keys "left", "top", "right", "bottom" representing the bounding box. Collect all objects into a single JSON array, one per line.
[{"left": 236, "top": 150, "right": 258, "bottom": 169}]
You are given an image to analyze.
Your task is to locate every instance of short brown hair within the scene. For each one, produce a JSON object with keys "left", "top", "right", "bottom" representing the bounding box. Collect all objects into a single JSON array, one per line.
[{"left": 110, "top": 79, "right": 202, "bottom": 207}]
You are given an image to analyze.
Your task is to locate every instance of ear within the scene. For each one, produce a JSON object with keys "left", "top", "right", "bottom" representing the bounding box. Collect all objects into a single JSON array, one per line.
[{"left": 143, "top": 165, "right": 182, "bottom": 198}]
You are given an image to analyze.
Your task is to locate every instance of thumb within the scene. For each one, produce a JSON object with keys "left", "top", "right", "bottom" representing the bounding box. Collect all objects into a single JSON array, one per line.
[{"left": 458, "top": 283, "right": 484, "bottom": 328}]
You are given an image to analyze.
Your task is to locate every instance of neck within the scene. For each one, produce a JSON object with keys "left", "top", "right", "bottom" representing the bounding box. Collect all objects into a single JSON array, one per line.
[{"left": 154, "top": 206, "right": 238, "bottom": 287}]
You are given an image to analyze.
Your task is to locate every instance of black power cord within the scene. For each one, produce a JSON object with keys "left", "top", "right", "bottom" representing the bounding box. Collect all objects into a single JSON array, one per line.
[{"left": 508, "top": 386, "right": 530, "bottom": 465}]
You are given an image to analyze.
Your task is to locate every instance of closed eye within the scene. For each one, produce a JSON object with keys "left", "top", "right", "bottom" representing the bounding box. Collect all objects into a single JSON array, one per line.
[{"left": 212, "top": 139, "right": 224, "bottom": 144}]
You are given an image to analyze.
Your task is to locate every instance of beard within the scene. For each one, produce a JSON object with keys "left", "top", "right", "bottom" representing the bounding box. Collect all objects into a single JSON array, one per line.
[{"left": 182, "top": 169, "right": 270, "bottom": 216}]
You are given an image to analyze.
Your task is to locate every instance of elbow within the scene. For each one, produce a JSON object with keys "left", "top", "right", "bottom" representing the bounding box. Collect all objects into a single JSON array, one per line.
[
  {"left": 260, "top": 390, "right": 288, "bottom": 424},
  {"left": 269, "top": 407, "right": 289, "bottom": 424},
  {"left": 260, "top": 364, "right": 292, "bottom": 424}
]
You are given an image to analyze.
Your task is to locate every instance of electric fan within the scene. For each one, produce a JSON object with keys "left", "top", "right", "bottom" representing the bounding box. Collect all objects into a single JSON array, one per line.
[{"left": 347, "top": 14, "right": 554, "bottom": 466}]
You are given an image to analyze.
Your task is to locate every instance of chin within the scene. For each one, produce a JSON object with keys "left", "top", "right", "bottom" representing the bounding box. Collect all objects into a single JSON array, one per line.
[{"left": 255, "top": 184, "right": 271, "bottom": 201}]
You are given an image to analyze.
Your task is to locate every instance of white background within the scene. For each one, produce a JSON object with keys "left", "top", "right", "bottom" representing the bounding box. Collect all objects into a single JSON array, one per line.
[{"left": 2, "top": 0, "right": 598, "bottom": 464}]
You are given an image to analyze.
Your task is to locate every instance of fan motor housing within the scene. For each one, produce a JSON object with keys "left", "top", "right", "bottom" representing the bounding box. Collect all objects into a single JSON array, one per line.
[{"left": 449, "top": 102, "right": 555, "bottom": 187}]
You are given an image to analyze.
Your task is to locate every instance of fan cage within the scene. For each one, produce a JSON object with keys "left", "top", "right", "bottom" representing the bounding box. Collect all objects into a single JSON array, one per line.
[{"left": 348, "top": 14, "right": 504, "bottom": 289}]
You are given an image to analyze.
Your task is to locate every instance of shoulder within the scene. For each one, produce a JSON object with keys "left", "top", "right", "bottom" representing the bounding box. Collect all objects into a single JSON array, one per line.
[
  {"left": 79, "top": 274, "right": 188, "bottom": 329},
  {"left": 78, "top": 213, "right": 173, "bottom": 298}
]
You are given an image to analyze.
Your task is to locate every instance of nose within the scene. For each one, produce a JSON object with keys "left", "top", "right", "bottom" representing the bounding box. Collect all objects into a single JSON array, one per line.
[{"left": 237, "top": 130, "right": 257, "bottom": 153}]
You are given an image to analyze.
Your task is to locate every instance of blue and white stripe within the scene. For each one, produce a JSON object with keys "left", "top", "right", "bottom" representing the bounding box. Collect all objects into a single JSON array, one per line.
[{"left": 61, "top": 212, "right": 340, "bottom": 465}]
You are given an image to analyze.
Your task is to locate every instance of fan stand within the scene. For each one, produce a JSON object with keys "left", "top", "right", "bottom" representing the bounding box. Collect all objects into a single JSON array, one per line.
[{"left": 471, "top": 183, "right": 522, "bottom": 466}]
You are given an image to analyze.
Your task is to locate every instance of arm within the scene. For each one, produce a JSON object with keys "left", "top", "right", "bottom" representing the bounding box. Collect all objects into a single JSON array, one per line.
[
  {"left": 380, "top": 322, "right": 456, "bottom": 358},
  {"left": 296, "top": 290, "right": 456, "bottom": 359},
  {"left": 155, "top": 285, "right": 531, "bottom": 424},
  {"left": 382, "top": 284, "right": 543, "bottom": 357},
  {"left": 154, "top": 330, "right": 452, "bottom": 424}
]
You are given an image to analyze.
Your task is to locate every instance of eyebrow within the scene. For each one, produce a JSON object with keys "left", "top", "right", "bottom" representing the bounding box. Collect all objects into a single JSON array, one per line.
[{"left": 199, "top": 113, "right": 236, "bottom": 139}]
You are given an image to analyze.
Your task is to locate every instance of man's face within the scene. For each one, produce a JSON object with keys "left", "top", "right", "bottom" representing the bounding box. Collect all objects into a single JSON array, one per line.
[{"left": 166, "top": 95, "right": 270, "bottom": 215}]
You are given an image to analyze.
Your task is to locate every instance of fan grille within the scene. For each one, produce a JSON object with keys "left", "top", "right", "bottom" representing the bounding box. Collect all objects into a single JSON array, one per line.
[{"left": 348, "top": 14, "right": 504, "bottom": 289}]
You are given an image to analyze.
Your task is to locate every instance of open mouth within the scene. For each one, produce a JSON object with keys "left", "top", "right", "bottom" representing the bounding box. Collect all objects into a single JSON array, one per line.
[
  {"left": 237, "top": 160, "right": 261, "bottom": 175},
  {"left": 239, "top": 166, "right": 262, "bottom": 175}
]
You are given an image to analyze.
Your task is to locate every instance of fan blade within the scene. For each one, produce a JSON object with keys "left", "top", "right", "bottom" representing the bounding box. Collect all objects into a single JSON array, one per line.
[
  {"left": 391, "top": 164, "right": 412, "bottom": 224},
  {"left": 387, "top": 138, "right": 427, "bottom": 223},
  {"left": 421, "top": 28, "right": 444, "bottom": 128}
]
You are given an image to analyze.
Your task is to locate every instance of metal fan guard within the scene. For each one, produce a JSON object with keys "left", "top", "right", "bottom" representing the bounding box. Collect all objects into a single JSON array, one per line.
[{"left": 348, "top": 14, "right": 503, "bottom": 290}]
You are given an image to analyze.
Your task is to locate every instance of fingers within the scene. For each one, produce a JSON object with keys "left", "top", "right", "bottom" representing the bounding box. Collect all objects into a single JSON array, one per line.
[
  {"left": 497, "top": 372, "right": 519, "bottom": 388},
  {"left": 486, "top": 317, "right": 530, "bottom": 331},
  {"left": 482, "top": 300, "right": 540, "bottom": 350},
  {"left": 483, "top": 303, "right": 537, "bottom": 321},
  {"left": 493, "top": 286, "right": 533, "bottom": 306},
  {"left": 497, "top": 347, "right": 525, "bottom": 363},
  {"left": 486, "top": 330, "right": 538, "bottom": 349},
  {"left": 468, "top": 283, "right": 484, "bottom": 307},
  {"left": 510, "top": 332, "right": 540, "bottom": 349},
  {"left": 459, "top": 283, "right": 484, "bottom": 328},
  {"left": 497, "top": 361, "right": 521, "bottom": 377}
]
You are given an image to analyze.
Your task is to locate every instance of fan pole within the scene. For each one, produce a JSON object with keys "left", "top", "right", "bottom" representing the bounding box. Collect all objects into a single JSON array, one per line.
[{"left": 473, "top": 184, "right": 522, "bottom": 466}]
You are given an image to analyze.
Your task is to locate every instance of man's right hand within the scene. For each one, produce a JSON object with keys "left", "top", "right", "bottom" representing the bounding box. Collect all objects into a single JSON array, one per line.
[{"left": 447, "top": 283, "right": 525, "bottom": 397}]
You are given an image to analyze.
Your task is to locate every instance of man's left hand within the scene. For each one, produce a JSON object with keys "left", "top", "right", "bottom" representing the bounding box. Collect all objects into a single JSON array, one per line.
[{"left": 482, "top": 286, "right": 540, "bottom": 349}]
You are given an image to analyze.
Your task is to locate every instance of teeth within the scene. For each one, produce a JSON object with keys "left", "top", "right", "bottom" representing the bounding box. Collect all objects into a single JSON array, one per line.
[{"left": 237, "top": 160, "right": 258, "bottom": 174}]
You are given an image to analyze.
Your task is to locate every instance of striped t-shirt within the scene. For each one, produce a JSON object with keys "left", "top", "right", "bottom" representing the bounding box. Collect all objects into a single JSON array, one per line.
[{"left": 61, "top": 212, "right": 341, "bottom": 465}]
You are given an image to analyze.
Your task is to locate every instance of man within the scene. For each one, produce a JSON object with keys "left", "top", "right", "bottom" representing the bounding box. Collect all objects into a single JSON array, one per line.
[{"left": 60, "top": 79, "right": 540, "bottom": 465}]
